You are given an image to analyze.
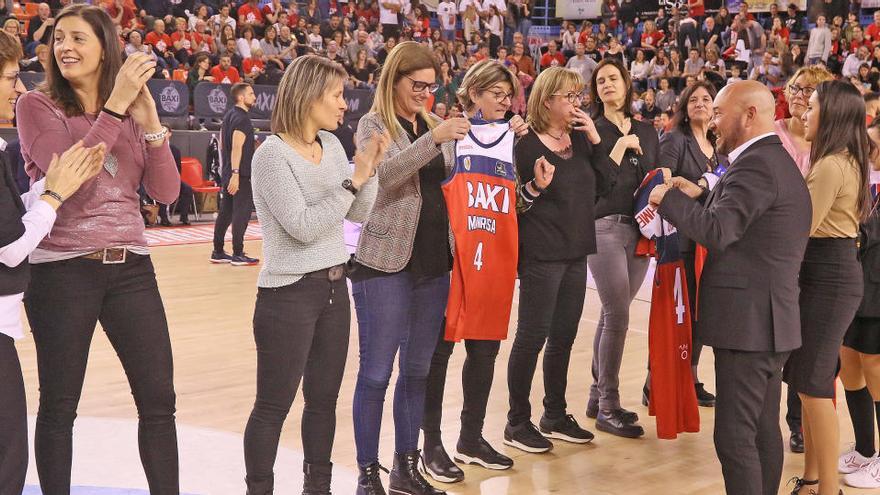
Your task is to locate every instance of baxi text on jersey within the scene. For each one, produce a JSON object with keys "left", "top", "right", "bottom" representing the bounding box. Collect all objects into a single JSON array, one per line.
[
  {"left": 467, "top": 181, "right": 511, "bottom": 213},
  {"left": 467, "top": 215, "right": 496, "bottom": 234}
]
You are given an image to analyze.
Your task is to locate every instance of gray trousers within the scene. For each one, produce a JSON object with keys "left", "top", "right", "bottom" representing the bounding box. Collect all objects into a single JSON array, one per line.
[{"left": 588, "top": 217, "right": 650, "bottom": 412}]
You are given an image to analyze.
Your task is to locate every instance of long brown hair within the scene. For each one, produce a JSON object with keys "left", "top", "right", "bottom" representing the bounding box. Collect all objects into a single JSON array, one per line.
[
  {"left": 589, "top": 58, "right": 633, "bottom": 119},
  {"left": 811, "top": 80, "right": 875, "bottom": 221},
  {"left": 41, "top": 4, "right": 123, "bottom": 117}
]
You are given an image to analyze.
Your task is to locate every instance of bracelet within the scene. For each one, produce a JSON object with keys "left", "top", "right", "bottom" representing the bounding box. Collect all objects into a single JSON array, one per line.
[
  {"left": 231, "top": 168, "right": 240, "bottom": 174},
  {"left": 41, "top": 189, "right": 64, "bottom": 203},
  {"left": 144, "top": 127, "right": 169, "bottom": 143},
  {"left": 101, "top": 107, "right": 126, "bottom": 120},
  {"left": 529, "top": 179, "right": 546, "bottom": 194}
]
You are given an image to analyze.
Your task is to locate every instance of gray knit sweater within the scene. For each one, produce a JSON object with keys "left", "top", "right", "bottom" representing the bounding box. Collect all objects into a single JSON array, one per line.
[{"left": 251, "top": 131, "right": 378, "bottom": 288}]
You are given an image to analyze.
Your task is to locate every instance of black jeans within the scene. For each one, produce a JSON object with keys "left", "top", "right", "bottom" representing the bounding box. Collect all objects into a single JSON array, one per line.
[
  {"left": 423, "top": 325, "right": 501, "bottom": 443},
  {"left": 213, "top": 177, "right": 253, "bottom": 256},
  {"left": 786, "top": 386, "right": 802, "bottom": 433},
  {"left": 243, "top": 275, "right": 350, "bottom": 489},
  {"left": 24, "top": 255, "right": 178, "bottom": 495},
  {"left": 0, "top": 334, "right": 27, "bottom": 494},
  {"left": 507, "top": 258, "right": 588, "bottom": 426}
]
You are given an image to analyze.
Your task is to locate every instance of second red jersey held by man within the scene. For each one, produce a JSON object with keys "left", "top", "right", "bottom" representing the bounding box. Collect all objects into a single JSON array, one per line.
[
  {"left": 634, "top": 169, "right": 700, "bottom": 440},
  {"left": 442, "top": 118, "right": 517, "bottom": 342}
]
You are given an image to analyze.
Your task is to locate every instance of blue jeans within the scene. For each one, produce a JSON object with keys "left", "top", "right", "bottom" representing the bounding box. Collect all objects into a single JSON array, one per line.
[{"left": 351, "top": 271, "right": 449, "bottom": 466}]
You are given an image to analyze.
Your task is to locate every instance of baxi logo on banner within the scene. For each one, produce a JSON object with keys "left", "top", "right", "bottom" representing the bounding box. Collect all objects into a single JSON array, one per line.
[
  {"left": 146, "top": 80, "right": 189, "bottom": 117},
  {"left": 207, "top": 87, "right": 228, "bottom": 114}
]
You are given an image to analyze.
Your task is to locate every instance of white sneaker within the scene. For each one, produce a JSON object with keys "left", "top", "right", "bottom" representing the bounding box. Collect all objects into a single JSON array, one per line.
[
  {"left": 845, "top": 456, "right": 880, "bottom": 489},
  {"left": 839, "top": 445, "right": 875, "bottom": 474}
]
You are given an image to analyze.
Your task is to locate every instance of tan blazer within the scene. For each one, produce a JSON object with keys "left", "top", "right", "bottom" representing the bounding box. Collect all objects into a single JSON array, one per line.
[{"left": 354, "top": 111, "right": 455, "bottom": 273}]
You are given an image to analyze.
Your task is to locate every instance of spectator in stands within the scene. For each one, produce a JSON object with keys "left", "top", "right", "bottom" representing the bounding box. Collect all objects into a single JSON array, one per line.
[
  {"left": 604, "top": 36, "right": 626, "bottom": 64},
  {"left": 17, "top": 4, "right": 181, "bottom": 491},
  {"left": 630, "top": 49, "right": 650, "bottom": 91},
  {"left": 769, "top": 16, "right": 791, "bottom": 49},
  {"left": 807, "top": 14, "right": 833, "bottom": 65},
  {"left": 849, "top": 25, "right": 866, "bottom": 53},
  {"left": 320, "top": 13, "right": 342, "bottom": 41},
  {"left": 639, "top": 87, "right": 660, "bottom": 120},
  {"left": 704, "top": 47, "right": 726, "bottom": 81},
  {"left": 640, "top": 20, "right": 664, "bottom": 58},
  {"left": 508, "top": 40, "right": 535, "bottom": 78},
  {"left": 238, "top": 0, "right": 266, "bottom": 35},
  {"left": 561, "top": 21, "right": 578, "bottom": 57},
  {"left": 107, "top": 0, "right": 137, "bottom": 32},
  {"left": 622, "top": 22, "right": 641, "bottom": 59},
  {"left": 655, "top": 77, "right": 675, "bottom": 110},
  {"left": 509, "top": 63, "right": 532, "bottom": 115},
  {"left": 187, "top": 52, "right": 212, "bottom": 95},
  {"left": 3, "top": 18, "right": 20, "bottom": 45},
  {"left": 146, "top": 19, "right": 179, "bottom": 70},
  {"left": 854, "top": 63, "right": 880, "bottom": 93},
  {"left": 437, "top": 0, "right": 456, "bottom": 41},
  {"left": 433, "top": 60, "right": 459, "bottom": 109},
  {"left": 211, "top": 82, "right": 258, "bottom": 265},
  {"left": 242, "top": 47, "right": 269, "bottom": 84},
  {"left": 259, "top": 0, "right": 284, "bottom": 27},
  {"left": 300, "top": 0, "right": 322, "bottom": 26},
  {"left": 171, "top": 16, "right": 196, "bottom": 65},
  {"left": 260, "top": 25, "right": 286, "bottom": 71},
  {"left": 347, "top": 47, "right": 376, "bottom": 88},
  {"left": 375, "top": 35, "right": 395, "bottom": 65},
  {"left": 211, "top": 53, "right": 241, "bottom": 83},
  {"left": 210, "top": 4, "right": 236, "bottom": 38},
  {"left": 26, "top": 3, "right": 53, "bottom": 56},
  {"left": 22, "top": 42, "right": 50, "bottom": 72},
  {"left": 791, "top": 41, "right": 805, "bottom": 66},
  {"left": 540, "top": 40, "right": 566, "bottom": 69},
  {"left": 192, "top": 19, "right": 216, "bottom": 56},
  {"left": 237, "top": 25, "right": 261, "bottom": 59},
  {"left": 701, "top": 15, "right": 722, "bottom": 51},
  {"left": 380, "top": 0, "right": 407, "bottom": 41},
  {"left": 186, "top": 4, "right": 209, "bottom": 31},
  {"left": 647, "top": 49, "right": 669, "bottom": 89},
  {"left": 684, "top": 47, "right": 703, "bottom": 77},
  {"left": 157, "top": 128, "right": 192, "bottom": 226},
  {"left": 325, "top": 39, "right": 344, "bottom": 64},
  {"left": 844, "top": 45, "right": 871, "bottom": 78},
  {"left": 308, "top": 22, "right": 323, "bottom": 52},
  {"left": 568, "top": 42, "right": 598, "bottom": 90},
  {"left": 345, "top": 29, "right": 372, "bottom": 64},
  {"left": 868, "top": 11, "right": 880, "bottom": 49},
  {"left": 124, "top": 29, "right": 154, "bottom": 58}
]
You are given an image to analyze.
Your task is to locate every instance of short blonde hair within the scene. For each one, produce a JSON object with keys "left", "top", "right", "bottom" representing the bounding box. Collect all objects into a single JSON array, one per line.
[
  {"left": 371, "top": 41, "right": 440, "bottom": 140},
  {"left": 271, "top": 55, "right": 347, "bottom": 139},
  {"left": 785, "top": 65, "right": 834, "bottom": 98},
  {"left": 527, "top": 67, "right": 584, "bottom": 134},
  {"left": 456, "top": 59, "right": 519, "bottom": 112}
]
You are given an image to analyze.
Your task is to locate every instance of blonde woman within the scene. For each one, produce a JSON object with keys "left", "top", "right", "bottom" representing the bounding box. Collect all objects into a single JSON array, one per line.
[
  {"left": 420, "top": 60, "right": 533, "bottom": 483},
  {"left": 505, "top": 67, "right": 606, "bottom": 453},
  {"left": 243, "top": 55, "right": 388, "bottom": 495},
  {"left": 349, "top": 41, "right": 470, "bottom": 495}
]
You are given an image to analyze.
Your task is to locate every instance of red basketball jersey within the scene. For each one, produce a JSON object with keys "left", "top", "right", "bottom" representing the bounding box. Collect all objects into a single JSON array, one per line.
[
  {"left": 635, "top": 169, "right": 701, "bottom": 439},
  {"left": 441, "top": 120, "right": 518, "bottom": 342}
]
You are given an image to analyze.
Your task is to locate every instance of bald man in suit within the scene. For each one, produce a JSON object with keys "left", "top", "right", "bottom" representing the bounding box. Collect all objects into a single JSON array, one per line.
[{"left": 648, "top": 81, "right": 812, "bottom": 495}]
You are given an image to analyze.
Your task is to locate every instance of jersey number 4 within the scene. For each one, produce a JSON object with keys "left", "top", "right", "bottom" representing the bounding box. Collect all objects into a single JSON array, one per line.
[
  {"left": 473, "top": 242, "right": 484, "bottom": 271},
  {"left": 673, "top": 266, "right": 686, "bottom": 325}
]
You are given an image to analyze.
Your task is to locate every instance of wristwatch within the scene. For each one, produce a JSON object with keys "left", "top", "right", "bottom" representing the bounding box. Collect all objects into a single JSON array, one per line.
[{"left": 342, "top": 178, "right": 358, "bottom": 195}]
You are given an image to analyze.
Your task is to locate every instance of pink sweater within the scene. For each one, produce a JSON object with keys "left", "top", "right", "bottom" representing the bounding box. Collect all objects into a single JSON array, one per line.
[
  {"left": 774, "top": 118, "right": 811, "bottom": 178},
  {"left": 16, "top": 91, "right": 180, "bottom": 252}
]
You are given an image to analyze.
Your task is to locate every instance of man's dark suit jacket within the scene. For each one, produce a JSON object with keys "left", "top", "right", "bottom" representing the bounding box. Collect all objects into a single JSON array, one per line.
[{"left": 658, "top": 134, "right": 812, "bottom": 353}]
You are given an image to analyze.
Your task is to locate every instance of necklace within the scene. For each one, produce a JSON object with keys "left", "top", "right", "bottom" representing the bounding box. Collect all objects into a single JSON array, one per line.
[{"left": 546, "top": 129, "right": 566, "bottom": 140}]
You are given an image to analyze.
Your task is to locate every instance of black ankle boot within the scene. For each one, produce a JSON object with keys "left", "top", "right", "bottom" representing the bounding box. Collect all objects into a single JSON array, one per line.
[
  {"left": 245, "top": 475, "right": 274, "bottom": 495},
  {"left": 356, "top": 462, "right": 388, "bottom": 495},
  {"left": 389, "top": 451, "right": 446, "bottom": 495},
  {"left": 421, "top": 440, "right": 464, "bottom": 483},
  {"left": 303, "top": 461, "right": 332, "bottom": 495}
]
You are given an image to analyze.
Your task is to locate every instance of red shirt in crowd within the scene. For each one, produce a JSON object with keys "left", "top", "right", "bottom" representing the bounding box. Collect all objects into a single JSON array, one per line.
[
  {"left": 106, "top": 3, "right": 137, "bottom": 28},
  {"left": 238, "top": 3, "right": 264, "bottom": 24},
  {"left": 540, "top": 51, "right": 567, "bottom": 68},
  {"left": 171, "top": 30, "right": 197, "bottom": 54},
  {"left": 242, "top": 57, "right": 265, "bottom": 75},
  {"left": 145, "top": 31, "right": 173, "bottom": 53},
  {"left": 211, "top": 65, "right": 241, "bottom": 84},
  {"left": 193, "top": 32, "right": 215, "bottom": 52},
  {"left": 641, "top": 30, "right": 665, "bottom": 48}
]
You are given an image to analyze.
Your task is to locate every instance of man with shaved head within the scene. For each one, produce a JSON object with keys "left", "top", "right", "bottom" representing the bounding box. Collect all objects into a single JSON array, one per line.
[{"left": 649, "top": 81, "right": 812, "bottom": 494}]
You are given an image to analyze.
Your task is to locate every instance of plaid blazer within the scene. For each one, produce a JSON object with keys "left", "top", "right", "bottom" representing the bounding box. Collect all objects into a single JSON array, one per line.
[{"left": 354, "top": 111, "right": 455, "bottom": 273}]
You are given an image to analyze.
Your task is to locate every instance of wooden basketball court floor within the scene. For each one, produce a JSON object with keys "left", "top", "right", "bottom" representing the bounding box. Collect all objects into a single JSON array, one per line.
[{"left": 12, "top": 240, "right": 877, "bottom": 494}]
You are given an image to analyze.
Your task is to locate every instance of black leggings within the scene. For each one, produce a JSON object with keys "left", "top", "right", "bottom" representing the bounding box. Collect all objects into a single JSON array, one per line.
[
  {"left": 24, "top": 255, "right": 179, "bottom": 495},
  {"left": 213, "top": 177, "right": 253, "bottom": 256},
  {"left": 423, "top": 326, "right": 501, "bottom": 443},
  {"left": 243, "top": 276, "right": 350, "bottom": 489},
  {"left": 0, "top": 334, "right": 27, "bottom": 494}
]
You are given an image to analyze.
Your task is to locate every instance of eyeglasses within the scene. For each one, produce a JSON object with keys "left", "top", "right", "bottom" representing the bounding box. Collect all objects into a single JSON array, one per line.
[
  {"left": 788, "top": 84, "right": 815, "bottom": 98},
  {"left": 486, "top": 89, "right": 513, "bottom": 103},
  {"left": 404, "top": 74, "right": 439, "bottom": 94},
  {"left": 551, "top": 91, "right": 587, "bottom": 105},
  {"left": 0, "top": 72, "right": 20, "bottom": 86}
]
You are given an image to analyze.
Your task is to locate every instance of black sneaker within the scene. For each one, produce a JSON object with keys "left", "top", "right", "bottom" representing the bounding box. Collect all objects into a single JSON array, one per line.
[
  {"left": 596, "top": 409, "right": 644, "bottom": 439},
  {"left": 231, "top": 254, "right": 260, "bottom": 266},
  {"left": 695, "top": 382, "right": 716, "bottom": 407},
  {"left": 586, "top": 399, "right": 639, "bottom": 423},
  {"left": 503, "top": 421, "right": 553, "bottom": 453},
  {"left": 420, "top": 442, "right": 463, "bottom": 483},
  {"left": 210, "top": 250, "right": 233, "bottom": 264},
  {"left": 454, "top": 436, "right": 513, "bottom": 470},
  {"left": 538, "top": 414, "right": 594, "bottom": 444}
]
